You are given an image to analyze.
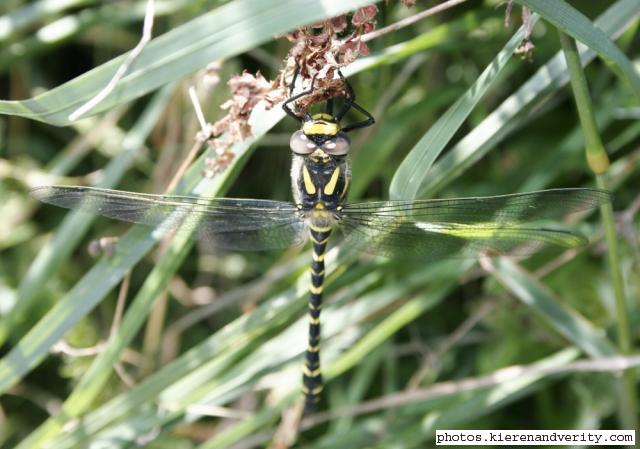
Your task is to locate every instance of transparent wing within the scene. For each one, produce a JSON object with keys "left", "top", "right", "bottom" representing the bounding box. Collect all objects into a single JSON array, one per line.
[
  {"left": 31, "top": 186, "right": 306, "bottom": 251},
  {"left": 340, "top": 188, "right": 609, "bottom": 260}
]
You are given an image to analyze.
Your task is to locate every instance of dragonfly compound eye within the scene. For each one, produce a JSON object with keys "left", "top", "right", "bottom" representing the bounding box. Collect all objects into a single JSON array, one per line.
[
  {"left": 321, "top": 132, "right": 350, "bottom": 156},
  {"left": 290, "top": 130, "right": 317, "bottom": 155}
]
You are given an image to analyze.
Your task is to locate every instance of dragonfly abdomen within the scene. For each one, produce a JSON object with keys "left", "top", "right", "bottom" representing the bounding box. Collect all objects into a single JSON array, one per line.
[{"left": 302, "top": 225, "right": 331, "bottom": 412}]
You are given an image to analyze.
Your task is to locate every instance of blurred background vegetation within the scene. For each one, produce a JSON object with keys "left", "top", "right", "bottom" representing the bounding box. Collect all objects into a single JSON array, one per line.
[{"left": 0, "top": 0, "right": 639, "bottom": 448}]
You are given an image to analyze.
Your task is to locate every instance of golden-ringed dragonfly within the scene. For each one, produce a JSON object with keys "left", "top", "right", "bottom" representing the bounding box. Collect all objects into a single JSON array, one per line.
[{"left": 31, "top": 71, "right": 610, "bottom": 414}]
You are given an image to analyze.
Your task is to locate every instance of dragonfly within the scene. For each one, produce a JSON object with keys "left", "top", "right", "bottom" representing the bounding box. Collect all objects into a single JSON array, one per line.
[{"left": 31, "top": 70, "right": 610, "bottom": 414}]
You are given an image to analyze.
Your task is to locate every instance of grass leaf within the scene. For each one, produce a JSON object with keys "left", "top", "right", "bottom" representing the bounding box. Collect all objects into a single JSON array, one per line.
[
  {"left": 516, "top": 0, "right": 640, "bottom": 101},
  {"left": 0, "top": 0, "right": 379, "bottom": 125},
  {"left": 388, "top": 17, "right": 537, "bottom": 201},
  {"left": 489, "top": 257, "right": 617, "bottom": 358}
]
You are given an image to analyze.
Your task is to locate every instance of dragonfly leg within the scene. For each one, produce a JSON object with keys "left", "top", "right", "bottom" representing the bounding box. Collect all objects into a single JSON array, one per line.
[
  {"left": 282, "top": 70, "right": 317, "bottom": 123},
  {"left": 325, "top": 97, "right": 334, "bottom": 116},
  {"left": 335, "top": 69, "right": 375, "bottom": 132}
]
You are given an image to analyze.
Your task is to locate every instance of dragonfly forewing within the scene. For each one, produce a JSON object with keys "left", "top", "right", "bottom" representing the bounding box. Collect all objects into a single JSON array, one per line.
[
  {"left": 338, "top": 188, "right": 609, "bottom": 260},
  {"left": 343, "top": 188, "right": 610, "bottom": 224},
  {"left": 31, "top": 186, "right": 308, "bottom": 251}
]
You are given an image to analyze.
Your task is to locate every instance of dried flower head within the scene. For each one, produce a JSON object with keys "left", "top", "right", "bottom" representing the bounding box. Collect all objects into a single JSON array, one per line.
[
  {"left": 205, "top": 71, "right": 274, "bottom": 175},
  {"left": 514, "top": 38, "right": 535, "bottom": 62},
  {"left": 273, "top": 5, "right": 379, "bottom": 111},
  {"left": 504, "top": 0, "right": 536, "bottom": 61},
  {"left": 203, "top": 5, "right": 379, "bottom": 176}
]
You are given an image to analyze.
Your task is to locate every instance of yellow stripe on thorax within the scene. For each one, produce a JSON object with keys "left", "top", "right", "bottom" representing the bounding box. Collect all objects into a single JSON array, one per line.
[
  {"left": 302, "top": 165, "right": 316, "bottom": 194},
  {"left": 323, "top": 167, "right": 341, "bottom": 195}
]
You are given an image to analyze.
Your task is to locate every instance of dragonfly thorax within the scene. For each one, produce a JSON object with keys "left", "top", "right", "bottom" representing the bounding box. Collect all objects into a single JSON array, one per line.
[
  {"left": 291, "top": 152, "right": 350, "bottom": 222},
  {"left": 290, "top": 113, "right": 352, "bottom": 222}
]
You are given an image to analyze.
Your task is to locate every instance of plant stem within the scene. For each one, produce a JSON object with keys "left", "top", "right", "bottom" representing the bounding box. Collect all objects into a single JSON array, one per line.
[{"left": 558, "top": 30, "right": 637, "bottom": 430}]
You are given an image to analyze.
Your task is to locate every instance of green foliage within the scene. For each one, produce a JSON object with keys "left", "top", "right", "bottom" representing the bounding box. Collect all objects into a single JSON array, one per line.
[{"left": 1, "top": 1, "right": 639, "bottom": 448}]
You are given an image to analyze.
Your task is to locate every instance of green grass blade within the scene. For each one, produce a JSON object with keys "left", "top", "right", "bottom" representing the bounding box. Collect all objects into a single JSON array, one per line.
[
  {"left": 516, "top": 0, "right": 640, "bottom": 101},
  {"left": 326, "top": 261, "right": 473, "bottom": 380},
  {"left": 350, "top": 88, "right": 461, "bottom": 199},
  {"left": 380, "top": 348, "right": 582, "bottom": 447},
  {"left": 0, "top": 84, "right": 174, "bottom": 346},
  {"left": 518, "top": 88, "right": 626, "bottom": 192},
  {"left": 0, "top": 103, "right": 286, "bottom": 400},
  {"left": 12, "top": 97, "right": 320, "bottom": 449},
  {"left": 0, "top": 2, "right": 190, "bottom": 73},
  {"left": 195, "top": 262, "right": 468, "bottom": 449},
  {"left": 388, "top": 16, "right": 537, "bottom": 201},
  {"left": 489, "top": 257, "right": 617, "bottom": 358},
  {"left": 419, "top": 0, "right": 640, "bottom": 198},
  {"left": 29, "top": 250, "right": 344, "bottom": 449},
  {"left": 0, "top": 0, "right": 379, "bottom": 125},
  {"left": 0, "top": 0, "right": 93, "bottom": 41},
  {"left": 38, "top": 257, "right": 457, "bottom": 449}
]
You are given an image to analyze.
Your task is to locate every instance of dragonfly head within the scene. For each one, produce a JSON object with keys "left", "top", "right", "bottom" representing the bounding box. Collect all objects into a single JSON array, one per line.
[{"left": 290, "top": 113, "right": 351, "bottom": 162}]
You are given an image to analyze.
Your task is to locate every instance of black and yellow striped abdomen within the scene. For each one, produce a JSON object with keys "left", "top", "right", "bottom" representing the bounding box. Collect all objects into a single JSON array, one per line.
[
  {"left": 289, "top": 124, "right": 351, "bottom": 413},
  {"left": 302, "top": 225, "right": 331, "bottom": 412}
]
